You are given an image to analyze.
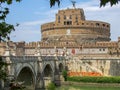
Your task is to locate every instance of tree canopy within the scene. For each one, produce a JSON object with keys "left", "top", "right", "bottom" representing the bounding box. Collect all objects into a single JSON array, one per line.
[
  {"left": 0, "top": 0, "right": 21, "bottom": 42},
  {"left": 0, "top": 56, "right": 8, "bottom": 80},
  {"left": 0, "top": 0, "right": 120, "bottom": 42},
  {"left": 49, "top": 0, "right": 120, "bottom": 7}
]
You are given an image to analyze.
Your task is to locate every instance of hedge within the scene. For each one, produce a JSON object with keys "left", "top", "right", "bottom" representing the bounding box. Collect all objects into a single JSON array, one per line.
[{"left": 67, "top": 76, "right": 120, "bottom": 83}]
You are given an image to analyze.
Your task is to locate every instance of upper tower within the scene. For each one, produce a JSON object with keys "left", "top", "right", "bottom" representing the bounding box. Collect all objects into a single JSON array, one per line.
[
  {"left": 55, "top": 8, "right": 85, "bottom": 26},
  {"left": 41, "top": 8, "right": 110, "bottom": 43}
]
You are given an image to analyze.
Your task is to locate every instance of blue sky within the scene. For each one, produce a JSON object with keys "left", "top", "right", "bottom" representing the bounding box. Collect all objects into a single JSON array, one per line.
[{"left": 6, "top": 0, "right": 120, "bottom": 42}]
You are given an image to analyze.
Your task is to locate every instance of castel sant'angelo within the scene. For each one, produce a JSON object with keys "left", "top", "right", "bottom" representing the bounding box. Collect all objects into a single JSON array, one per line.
[{"left": 0, "top": 5, "right": 120, "bottom": 76}]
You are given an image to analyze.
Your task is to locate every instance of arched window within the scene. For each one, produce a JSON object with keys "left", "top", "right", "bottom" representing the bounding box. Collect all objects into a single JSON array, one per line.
[{"left": 96, "top": 23, "right": 100, "bottom": 26}]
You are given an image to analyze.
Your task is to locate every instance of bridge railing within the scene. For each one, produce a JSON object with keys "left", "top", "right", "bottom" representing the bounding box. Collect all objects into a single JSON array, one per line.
[
  {"left": 1, "top": 56, "right": 66, "bottom": 62},
  {"left": 1, "top": 56, "right": 38, "bottom": 62},
  {"left": 81, "top": 56, "right": 120, "bottom": 61},
  {"left": 41, "top": 56, "right": 65, "bottom": 61}
]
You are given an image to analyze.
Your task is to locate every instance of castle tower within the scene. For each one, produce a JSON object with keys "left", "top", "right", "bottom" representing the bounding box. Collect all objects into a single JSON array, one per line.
[{"left": 41, "top": 8, "right": 110, "bottom": 44}]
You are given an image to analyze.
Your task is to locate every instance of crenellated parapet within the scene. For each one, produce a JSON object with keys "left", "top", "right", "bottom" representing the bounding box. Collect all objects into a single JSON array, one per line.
[
  {"left": 0, "top": 41, "right": 16, "bottom": 56},
  {"left": 24, "top": 40, "right": 118, "bottom": 48},
  {"left": 23, "top": 40, "right": 120, "bottom": 56}
]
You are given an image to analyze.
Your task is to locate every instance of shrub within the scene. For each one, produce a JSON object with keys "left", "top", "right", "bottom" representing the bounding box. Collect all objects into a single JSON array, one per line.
[
  {"left": 68, "top": 76, "right": 120, "bottom": 83},
  {"left": 47, "top": 82, "right": 55, "bottom": 90},
  {"left": 62, "top": 70, "right": 67, "bottom": 81}
]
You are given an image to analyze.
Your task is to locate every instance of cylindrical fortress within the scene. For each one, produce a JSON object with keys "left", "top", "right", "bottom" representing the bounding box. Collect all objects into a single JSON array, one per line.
[{"left": 41, "top": 8, "right": 110, "bottom": 43}]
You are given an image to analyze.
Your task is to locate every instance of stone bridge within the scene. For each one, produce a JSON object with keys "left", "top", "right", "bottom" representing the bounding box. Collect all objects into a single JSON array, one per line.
[
  {"left": 2, "top": 55, "right": 67, "bottom": 89},
  {"left": 1, "top": 50, "right": 120, "bottom": 90}
]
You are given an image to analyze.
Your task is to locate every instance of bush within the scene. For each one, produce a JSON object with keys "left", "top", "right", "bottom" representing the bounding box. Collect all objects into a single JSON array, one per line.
[
  {"left": 47, "top": 82, "right": 55, "bottom": 90},
  {"left": 62, "top": 70, "right": 67, "bottom": 81},
  {"left": 68, "top": 76, "right": 120, "bottom": 83}
]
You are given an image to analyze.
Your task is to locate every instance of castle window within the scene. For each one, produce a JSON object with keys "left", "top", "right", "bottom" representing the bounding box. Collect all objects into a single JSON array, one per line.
[
  {"left": 64, "top": 21, "right": 67, "bottom": 25},
  {"left": 64, "top": 21, "right": 72, "bottom": 25},
  {"left": 82, "top": 23, "right": 84, "bottom": 25},
  {"left": 107, "top": 25, "right": 109, "bottom": 28},
  {"left": 67, "top": 21, "right": 72, "bottom": 25},
  {"left": 64, "top": 15, "right": 66, "bottom": 20},
  {"left": 103, "top": 24, "right": 105, "bottom": 27},
  {"left": 96, "top": 23, "right": 99, "bottom": 26}
]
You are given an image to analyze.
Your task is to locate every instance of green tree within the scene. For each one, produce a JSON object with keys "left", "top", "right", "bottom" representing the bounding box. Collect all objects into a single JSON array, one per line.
[
  {"left": 47, "top": 82, "right": 56, "bottom": 90},
  {"left": 49, "top": 0, "right": 120, "bottom": 7},
  {"left": 100, "top": 0, "right": 120, "bottom": 7},
  {"left": 0, "top": 56, "right": 7, "bottom": 81},
  {"left": 62, "top": 70, "right": 68, "bottom": 81},
  {"left": 0, "top": 0, "right": 21, "bottom": 42}
]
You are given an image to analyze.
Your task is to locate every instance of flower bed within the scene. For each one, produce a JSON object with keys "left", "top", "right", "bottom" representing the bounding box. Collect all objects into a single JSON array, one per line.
[{"left": 68, "top": 71, "right": 102, "bottom": 77}]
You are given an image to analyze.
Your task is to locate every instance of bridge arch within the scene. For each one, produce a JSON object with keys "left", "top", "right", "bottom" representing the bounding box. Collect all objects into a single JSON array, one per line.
[
  {"left": 15, "top": 63, "right": 36, "bottom": 89},
  {"left": 16, "top": 63, "right": 36, "bottom": 78},
  {"left": 43, "top": 64, "right": 53, "bottom": 77},
  {"left": 43, "top": 64, "right": 54, "bottom": 87}
]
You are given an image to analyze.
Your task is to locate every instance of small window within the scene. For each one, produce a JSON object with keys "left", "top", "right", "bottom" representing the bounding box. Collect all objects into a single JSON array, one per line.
[
  {"left": 82, "top": 23, "right": 84, "bottom": 25},
  {"left": 64, "top": 21, "right": 67, "bottom": 25},
  {"left": 67, "top": 21, "right": 72, "bottom": 25},
  {"left": 64, "top": 21, "right": 72, "bottom": 25},
  {"left": 96, "top": 23, "right": 99, "bottom": 26},
  {"left": 103, "top": 24, "right": 105, "bottom": 27},
  {"left": 107, "top": 25, "right": 109, "bottom": 28},
  {"left": 64, "top": 15, "right": 66, "bottom": 20},
  {"left": 103, "top": 48, "right": 105, "bottom": 51}
]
